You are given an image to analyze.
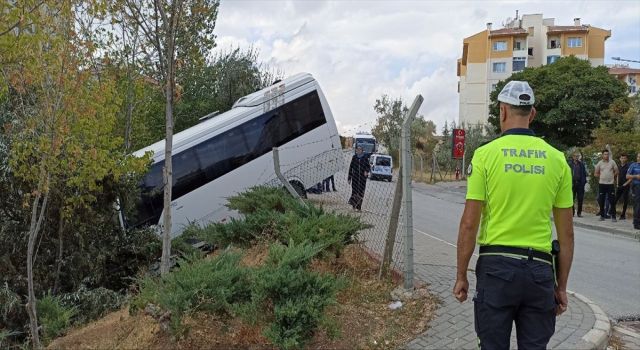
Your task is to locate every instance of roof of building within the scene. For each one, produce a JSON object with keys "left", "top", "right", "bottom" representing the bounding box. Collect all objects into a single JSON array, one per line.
[
  {"left": 489, "top": 28, "right": 528, "bottom": 37},
  {"left": 609, "top": 67, "right": 640, "bottom": 75},
  {"left": 547, "top": 25, "right": 589, "bottom": 33}
]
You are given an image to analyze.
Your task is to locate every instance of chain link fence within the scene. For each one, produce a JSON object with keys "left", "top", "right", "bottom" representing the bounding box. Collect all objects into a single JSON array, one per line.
[{"left": 259, "top": 145, "right": 409, "bottom": 276}]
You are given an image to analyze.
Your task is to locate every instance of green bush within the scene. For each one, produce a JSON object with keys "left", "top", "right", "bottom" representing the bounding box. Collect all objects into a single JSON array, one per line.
[
  {"left": 36, "top": 293, "right": 77, "bottom": 343},
  {"left": 131, "top": 251, "right": 252, "bottom": 336},
  {"left": 138, "top": 187, "right": 366, "bottom": 348},
  {"left": 251, "top": 241, "right": 344, "bottom": 349},
  {"left": 59, "top": 286, "right": 125, "bottom": 325},
  {"left": 281, "top": 212, "right": 369, "bottom": 257},
  {"left": 0, "top": 284, "right": 24, "bottom": 346},
  {"left": 226, "top": 186, "right": 300, "bottom": 214}
]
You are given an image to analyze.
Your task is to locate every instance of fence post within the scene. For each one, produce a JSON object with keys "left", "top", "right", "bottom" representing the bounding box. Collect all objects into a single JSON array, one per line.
[
  {"left": 273, "top": 147, "right": 306, "bottom": 206},
  {"left": 379, "top": 167, "right": 403, "bottom": 279},
  {"left": 401, "top": 95, "right": 423, "bottom": 290}
]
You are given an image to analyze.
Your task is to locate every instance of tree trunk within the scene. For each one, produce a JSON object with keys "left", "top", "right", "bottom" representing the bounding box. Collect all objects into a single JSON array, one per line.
[
  {"left": 159, "top": 1, "right": 180, "bottom": 276},
  {"left": 26, "top": 171, "right": 50, "bottom": 349}
]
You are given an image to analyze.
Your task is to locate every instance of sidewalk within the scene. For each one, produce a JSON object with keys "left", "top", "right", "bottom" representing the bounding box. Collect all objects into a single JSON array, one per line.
[
  {"left": 405, "top": 224, "right": 610, "bottom": 350},
  {"left": 573, "top": 212, "right": 640, "bottom": 240},
  {"left": 427, "top": 180, "right": 640, "bottom": 240}
]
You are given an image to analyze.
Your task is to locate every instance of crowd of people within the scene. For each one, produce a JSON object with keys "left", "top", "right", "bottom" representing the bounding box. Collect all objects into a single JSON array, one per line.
[{"left": 569, "top": 150, "right": 640, "bottom": 230}]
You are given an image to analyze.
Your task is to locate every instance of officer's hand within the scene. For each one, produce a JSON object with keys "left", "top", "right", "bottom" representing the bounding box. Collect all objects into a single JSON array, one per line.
[
  {"left": 555, "top": 289, "right": 568, "bottom": 315},
  {"left": 453, "top": 278, "right": 469, "bottom": 302}
]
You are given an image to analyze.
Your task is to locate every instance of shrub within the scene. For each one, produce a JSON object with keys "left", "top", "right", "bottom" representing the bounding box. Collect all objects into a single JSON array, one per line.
[
  {"left": 131, "top": 251, "right": 252, "bottom": 336},
  {"left": 226, "top": 186, "right": 300, "bottom": 214},
  {"left": 251, "top": 241, "right": 344, "bottom": 349},
  {"left": 36, "top": 293, "right": 77, "bottom": 343},
  {"left": 59, "top": 286, "right": 125, "bottom": 325},
  {"left": 0, "top": 284, "right": 25, "bottom": 346},
  {"left": 281, "top": 212, "right": 368, "bottom": 257}
]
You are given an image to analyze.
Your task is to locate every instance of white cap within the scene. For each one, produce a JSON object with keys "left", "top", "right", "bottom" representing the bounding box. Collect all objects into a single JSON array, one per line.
[{"left": 497, "top": 80, "right": 535, "bottom": 106}]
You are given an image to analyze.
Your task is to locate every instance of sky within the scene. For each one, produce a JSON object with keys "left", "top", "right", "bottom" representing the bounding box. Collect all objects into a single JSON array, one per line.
[{"left": 212, "top": 0, "right": 640, "bottom": 135}]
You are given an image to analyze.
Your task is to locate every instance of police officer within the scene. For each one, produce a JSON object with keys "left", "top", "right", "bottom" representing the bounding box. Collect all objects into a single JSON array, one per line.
[{"left": 453, "top": 81, "right": 575, "bottom": 349}]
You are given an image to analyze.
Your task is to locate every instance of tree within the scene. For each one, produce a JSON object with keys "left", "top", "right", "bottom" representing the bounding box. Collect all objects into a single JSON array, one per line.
[
  {"left": 174, "top": 46, "right": 281, "bottom": 132},
  {"left": 1, "top": 3, "right": 149, "bottom": 345},
  {"left": 116, "top": 0, "right": 220, "bottom": 275},
  {"left": 588, "top": 95, "right": 640, "bottom": 155},
  {"left": 488, "top": 56, "right": 628, "bottom": 149},
  {"left": 371, "top": 95, "right": 432, "bottom": 161}
]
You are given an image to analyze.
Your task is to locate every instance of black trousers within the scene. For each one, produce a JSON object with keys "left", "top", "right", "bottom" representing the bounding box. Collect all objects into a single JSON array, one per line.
[
  {"left": 598, "top": 184, "right": 616, "bottom": 218},
  {"left": 572, "top": 182, "right": 584, "bottom": 216},
  {"left": 474, "top": 255, "right": 556, "bottom": 350},
  {"left": 615, "top": 185, "right": 630, "bottom": 218},
  {"left": 633, "top": 184, "right": 640, "bottom": 228},
  {"left": 348, "top": 176, "right": 367, "bottom": 210},
  {"left": 323, "top": 175, "right": 336, "bottom": 192}
]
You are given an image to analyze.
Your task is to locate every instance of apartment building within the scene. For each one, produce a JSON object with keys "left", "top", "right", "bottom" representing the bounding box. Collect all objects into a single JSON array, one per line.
[
  {"left": 609, "top": 66, "right": 640, "bottom": 96},
  {"left": 457, "top": 14, "right": 611, "bottom": 125}
]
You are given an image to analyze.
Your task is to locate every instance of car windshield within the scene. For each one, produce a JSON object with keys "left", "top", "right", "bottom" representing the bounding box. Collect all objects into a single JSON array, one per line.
[
  {"left": 376, "top": 157, "right": 391, "bottom": 166},
  {"left": 356, "top": 138, "right": 375, "bottom": 153}
]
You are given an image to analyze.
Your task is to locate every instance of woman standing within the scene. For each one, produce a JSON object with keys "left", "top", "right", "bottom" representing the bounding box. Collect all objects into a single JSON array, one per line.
[{"left": 348, "top": 146, "right": 370, "bottom": 211}]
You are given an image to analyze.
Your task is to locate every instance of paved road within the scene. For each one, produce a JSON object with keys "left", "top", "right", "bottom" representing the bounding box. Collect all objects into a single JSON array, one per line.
[{"left": 410, "top": 181, "right": 640, "bottom": 319}]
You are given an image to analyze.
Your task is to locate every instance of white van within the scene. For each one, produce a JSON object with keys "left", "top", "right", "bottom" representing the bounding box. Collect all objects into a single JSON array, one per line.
[
  {"left": 369, "top": 154, "right": 393, "bottom": 182},
  {"left": 122, "top": 73, "right": 342, "bottom": 237}
]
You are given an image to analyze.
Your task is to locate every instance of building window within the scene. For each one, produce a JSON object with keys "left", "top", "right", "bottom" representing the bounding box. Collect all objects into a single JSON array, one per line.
[
  {"left": 513, "top": 57, "right": 526, "bottom": 72},
  {"left": 492, "top": 62, "right": 506, "bottom": 73},
  {"left": 546, "top": 55, "right": 560, "bottom": 64},
  {"left": 528, "top": 47, "right": 534, "bottom": 56},
  {"left": 548, "top": 39, "right": 560, "bottom": 49},
  {"left": 493, "top": 41, "right": 507, "bottom": 51},
  {"left": 514, "top": 40, "right": 525, "bottom": 50},
  {"left": 568, "top": 37, "right": 583, "bottom": 48},
  {"left": 631, "top": 85, "right": 637, "bottom": 94}
]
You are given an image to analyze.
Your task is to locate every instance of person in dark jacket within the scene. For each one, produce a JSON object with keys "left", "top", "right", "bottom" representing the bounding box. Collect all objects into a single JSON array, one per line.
[
  {"left": 614, "top": 154, "right": 631, "bottom": 220},
  {"left": 348, "top": 146, "right": 370, "bottom": 211},
  {"left": 569, "top": 152, "right": 587, "bottom": 217}
]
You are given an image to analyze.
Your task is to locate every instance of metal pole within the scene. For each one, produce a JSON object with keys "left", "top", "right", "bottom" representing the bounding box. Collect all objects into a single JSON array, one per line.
[
  {"left": 273, "top": 147, "right": 306, "bottom": 206},
  {"left": 379, "top": 167, "right": 403, "bottom": 279},
  {"left": 401, "top": 95, "right": 423, "bottom": 290},
  {"left": 461, "top": 149, "right": 466, "bottom": 180}
]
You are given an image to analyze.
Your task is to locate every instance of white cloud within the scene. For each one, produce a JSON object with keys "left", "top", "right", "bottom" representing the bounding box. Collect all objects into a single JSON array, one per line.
[{"left": 213, "top": 0, "right": 640, "bottom": 135}]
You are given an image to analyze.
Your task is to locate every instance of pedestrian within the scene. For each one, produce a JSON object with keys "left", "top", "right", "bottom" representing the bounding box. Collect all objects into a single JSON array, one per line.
[
  {"left": 594, "top": 150, "right": 619, "bottom": 221},
  {"left": 453, "top": 81, "right": 574, "bottom": 349},
  {"left": 348, "top": 146, "right": 370, "bottom": 211},
  {"left": 627, "top": 152, "right": 640, "bottom": 230},
  {"left": 615, "top": 154, "right": 631, "bottom": 220},
  {"left": 568, "top": 152, "right": 587, "bottom": 217},
  {"left": 323, "top": 175, "right": 337, "bottom": 192}
]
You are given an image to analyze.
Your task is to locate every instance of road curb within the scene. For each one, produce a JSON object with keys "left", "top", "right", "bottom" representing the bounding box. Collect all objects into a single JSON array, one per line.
[
  {"left": 573, "top": 221, "right": 640, "bottom": 240},
  {"left": 569, "top": 291, "right": 611, "bottom": 350}
]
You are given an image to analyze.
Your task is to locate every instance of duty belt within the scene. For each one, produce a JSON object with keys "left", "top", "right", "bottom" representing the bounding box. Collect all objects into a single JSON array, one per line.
[{"left": 479, "top": 245, "right": 553, "bottom": 264}]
